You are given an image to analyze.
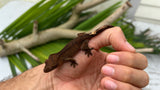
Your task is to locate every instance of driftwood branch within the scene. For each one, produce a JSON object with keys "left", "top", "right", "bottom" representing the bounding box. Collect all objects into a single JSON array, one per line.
[
  {"left": 77, "top": 0, "right": 108, "bottom": 11},
  {"left": 21, "top": 47, "right": 39, "bottom": 61},
  {"left": 0, "top": 40, "right": 5, "bottom": 48},
  {"left": 0, "top": 28, "right": 83, "bottom": 57},
  {"left": 58, "top": 0, "right": 107, "bottom": 29},
  {"left": 58, "top": 5, "right": 79, "bottom": 29},
  {"left": 136, "top": 48, "right": 154, "bottom": 53},
  {"left": 90, "top": 1, "right": 132, "bottom": 32},
  {"left": 33, "top": 21, "right": 38, "bottom": 36},
  {"left": 32, "top": 21, "right": 39, "bottom": 40},
  {"left": 78, "top": 11, "right": 97, "bottom": 22}
]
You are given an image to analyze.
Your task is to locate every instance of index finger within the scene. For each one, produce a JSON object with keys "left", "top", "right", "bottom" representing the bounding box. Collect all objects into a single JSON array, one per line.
[
  {"left": 107, "top": 52, "right": 148, "bottom": 70},
  {"left": 89, "top": 27, "right": 135, "bottom": 52}
]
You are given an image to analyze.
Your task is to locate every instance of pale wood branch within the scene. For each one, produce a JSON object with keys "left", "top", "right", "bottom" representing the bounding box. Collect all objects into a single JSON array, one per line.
[
  {"left": 90, "top": 1, "right": 132, "bottom": 32},
  {"left": 21, "top": 47, "right": 39, "bottom": 61},
  {"left": 58, "top": 0, "right": 107, "bottom": 29},
  {"left": 136, "top": 48, "right": 154, "bottom": 53},
  {"left": 0, "top": 40, "right": 5, "bottom": 48},
  {"left": 33, "top": 21, "right": 38, "bottom": 36},
  {"left": 33, "top": 21, "right": 38, "bottom": 40},
  {"left": 78, "top": 11, "right": 97, "bottom": 22},
  {"left": 58, "top": 5, "right": 79, "bottom": 29},
  {"left": 77, "top": 0, "right": 108, "bottom": 11},
  {"left": 0, "top": 28, "right": 84, "bottom": 57}
]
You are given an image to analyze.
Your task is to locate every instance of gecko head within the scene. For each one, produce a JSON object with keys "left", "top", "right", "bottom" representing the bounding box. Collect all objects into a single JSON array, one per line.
[{"left": 43, "top": 59, "right": 58, "bottom": 73}]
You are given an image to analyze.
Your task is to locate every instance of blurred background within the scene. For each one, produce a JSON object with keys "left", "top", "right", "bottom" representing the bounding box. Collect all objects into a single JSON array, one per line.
[{"left": 0, "top": 0, "right": 160, "bottom": 89}]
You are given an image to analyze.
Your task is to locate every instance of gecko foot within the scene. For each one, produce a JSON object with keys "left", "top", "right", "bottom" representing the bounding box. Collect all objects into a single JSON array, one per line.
[
  {"left": 84, "top": 48, "right": 94, "bottom": 57},
  {"left": 64, "top": 58, "right": 78, "bottom": 68},
  {"left": 70, "top": 61, "right": 78, "bottom": 68}
]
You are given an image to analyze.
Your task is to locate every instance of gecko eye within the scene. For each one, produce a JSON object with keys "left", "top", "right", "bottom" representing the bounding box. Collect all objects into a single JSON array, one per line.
[{"left": 52, "top": 65, "right": 58, "bottom": 69}]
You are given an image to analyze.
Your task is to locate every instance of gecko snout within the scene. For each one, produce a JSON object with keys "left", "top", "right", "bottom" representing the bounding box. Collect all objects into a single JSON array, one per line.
[{"left": 44, "top": 59, "right": 58, "bottom": 73}]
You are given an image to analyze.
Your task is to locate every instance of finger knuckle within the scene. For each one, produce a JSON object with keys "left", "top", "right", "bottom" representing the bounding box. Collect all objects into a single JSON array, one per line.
[
  {"left": 114, "top": 27, "right": 122, "bottom": 32},
  {"left": 123, "top": 69, "right": 132, "bottom": 82},
  {"left": 128, "top": 54, "right": 135, "bottom": 66},
  {"left": 114, "top": 26, "right": 121, "bottom": 30}
]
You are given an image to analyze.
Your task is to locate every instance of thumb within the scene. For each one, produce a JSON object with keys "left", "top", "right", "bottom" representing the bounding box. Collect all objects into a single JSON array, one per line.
[{"left": 89, "top": 27, "right": 135, "bottom": 52}]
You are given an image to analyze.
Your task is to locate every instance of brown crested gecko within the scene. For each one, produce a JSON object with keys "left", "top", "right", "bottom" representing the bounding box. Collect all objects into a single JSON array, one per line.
[{"left": 44, "top": 25, "right": 114, "bottom": 73}]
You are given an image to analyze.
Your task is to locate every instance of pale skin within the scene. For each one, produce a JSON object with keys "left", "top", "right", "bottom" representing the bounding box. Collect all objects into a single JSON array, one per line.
[{"left": 0, "top": 27, "right": 149, "bottom": 90}]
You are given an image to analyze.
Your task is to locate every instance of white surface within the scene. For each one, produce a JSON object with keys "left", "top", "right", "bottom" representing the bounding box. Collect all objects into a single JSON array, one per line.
[
  {"left": 141, "top": 0, "right": 160, "bottom": 7},
  {"left": 135, "top": 6, "right": 160, "bottom": 20},
  {"left": 0, "top": 57, "right": 10, "bottom": 81},
  {"left": 0, "top": 0, "right": 40, "bottom": 7},
  {"left": 85, "top": 0, "right": 127, "bottom": 12},
  {"left": 135, "top": 5, "right": 160, "bottom": 25},
  {"left": 0, "top": 1, "right": 35, "bottom": 31},
  {"left": 0, "top": 1, "right": 35, "bottom": 81},
  {"left": 135, "top": 0, "right": 160, "bottom": 25},
  {"left": 133, "top": 21, "right": 160, "bottom": 37},
  {"left": 143, "top": 54, "right": 160, "bottom": 90}
]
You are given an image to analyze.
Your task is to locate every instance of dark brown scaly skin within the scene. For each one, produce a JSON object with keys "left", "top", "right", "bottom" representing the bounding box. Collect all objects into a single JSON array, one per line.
[{"left": 44, "top": 25, "right": 114, "bottom": 73}]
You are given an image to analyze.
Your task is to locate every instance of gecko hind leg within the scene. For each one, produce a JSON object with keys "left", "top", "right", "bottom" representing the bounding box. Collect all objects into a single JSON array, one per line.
[{"left": 64, "top": 58, "right": 78, "bottom": 68}]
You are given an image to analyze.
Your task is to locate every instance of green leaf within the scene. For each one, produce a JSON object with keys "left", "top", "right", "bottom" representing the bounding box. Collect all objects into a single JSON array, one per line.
[
  {"left": 8, "top": 55, "right": 28, "bottom": 72},
  {"left": 8, "top": 59, "right": 17, "bottom": 77},
  {"left": 0, "top": 0, "right": 46, "bottom": 39},
  {"left": 14, "top": 0, "right": 69, "bottom": 38},
  {"left": 75, "top": 1, "right": 121, "bottom": 30},
  {"left": 100, "top": 47, "right": 115, "bottom": 53},
  {"left": 19, "top": 53, "right": 40, "bottom": 67},
  {"left": 18, "top": 54, "right": 28, "bottom": 69},
  {"left": 3, "top": 0, "right": 58, "bottom": 39}
]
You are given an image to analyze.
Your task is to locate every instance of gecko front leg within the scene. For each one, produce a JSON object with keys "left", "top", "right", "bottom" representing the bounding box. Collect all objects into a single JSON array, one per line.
[{"left": 81, "top": 39, "right": 93, "bottom": 57}]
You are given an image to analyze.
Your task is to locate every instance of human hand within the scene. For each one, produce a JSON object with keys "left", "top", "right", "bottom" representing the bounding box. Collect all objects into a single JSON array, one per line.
[{"left": 46, "top": 27, "right": 149, "bottom": 90}]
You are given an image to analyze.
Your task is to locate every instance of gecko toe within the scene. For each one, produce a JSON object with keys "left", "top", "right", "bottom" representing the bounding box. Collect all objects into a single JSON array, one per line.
[
  {"left": 84, "top": 48, "right": 94, "bottom": 57},
  {"left": 70, "top": 61, "right": 78, "bottom": 68},
  {"left": 90, "top": 48, "right": 94, "bottom": 50}
]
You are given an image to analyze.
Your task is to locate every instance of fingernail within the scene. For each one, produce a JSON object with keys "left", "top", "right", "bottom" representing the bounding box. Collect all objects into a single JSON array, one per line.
[
  {"left": 104, "top": 80, "right": 117, "bottom": 90},
  {"left": 107, "top": 55, "right": 119, "bottom": 63},
  {"left": 102, "top": 66, "right": 115, "bottom": 76},
  {"left": 126, "top": 41, "right": 135, "bottom": 51}
]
